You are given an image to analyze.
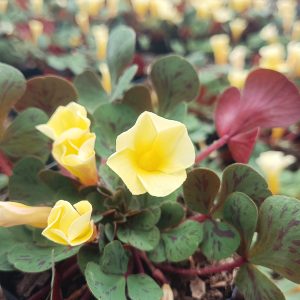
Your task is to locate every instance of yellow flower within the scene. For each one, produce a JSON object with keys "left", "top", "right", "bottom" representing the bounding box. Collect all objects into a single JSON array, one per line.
[
  {"left": 256, "top": 151, "right": 296, "bottom": 195},
  {"left": 36, "top": 102, "right": 90, "bottom": 140},
  {"left": 107, "top": 111, "right": 195, "bottom": 197},
  {"left": 52, "top": 130, "right": 98, "bottom": 186},
  {"left": 29, "top": 19, "right": 44, "bottom": 45},
  {"left": 210, "top": 34, "right": 230, "bottom": 65},
  {"left": 93, "top": 25, "right": 109, "bottom": 60},
  {"left": 42, "top": 200, "right": 94, "bottom": 246},
  {"left": 229, "top": 0, "right": 251, "bottom": 12},
  {"left": 230, "top": 18, "right": 247, "bottom": 42},
  {"left": 228, "top": 69, "right": 248, "bottom": 89},
  {"left": 0, "top": 201, "right": 51, "bottom": 228}
]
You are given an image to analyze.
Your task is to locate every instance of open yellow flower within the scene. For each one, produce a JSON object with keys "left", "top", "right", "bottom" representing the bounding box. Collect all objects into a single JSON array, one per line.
[
  {"left": 36, "top": 102, "right": 90, "bottom": 140},
  {"left": 0, "top": 201, "right": 51, "bottom": 228},
  {"left": 52, "top": 130, "right": 98, "bottom": 186},
  {"left": 107, "top": 111, "right": 195, "bottom": 197},
  {"left": 42, "top": 200, "right": 94, "bottom": 246}
]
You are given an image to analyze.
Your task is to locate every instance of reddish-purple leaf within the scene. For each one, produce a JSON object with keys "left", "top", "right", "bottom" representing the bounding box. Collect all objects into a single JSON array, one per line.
[{"left": 215, "top": 69, "right": 300, "bottom": 162}]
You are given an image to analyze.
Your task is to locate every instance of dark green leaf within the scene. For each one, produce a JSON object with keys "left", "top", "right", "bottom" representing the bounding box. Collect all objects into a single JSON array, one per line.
[
  {"left": 99, "top": 164, "right": 123, "bottom": 191},
  {"left": 250, "top": 195, "right": 300, "bottom": 282},
  {"left": 85, "top": 262, "right": 126, "bottom": 300},
  {"left": 100, "top": 241, "right": 129, "bottom": 275},
  {"left": 147, "top": 239, "right": 167, "bottom": 263},
  {"left": 107, "top": 25, "right": 136, "bottom": 84},
  {"left": 223, "top": 192, "right": 258, "bottom": 254},
  {"left": 183, "top": 168, "right": 220, "bottom": 214},
  {"left": 127, "top": 274, "right": 163, "bottom": 300},
  {"left": 74, "top": 70, "right": 108, "bottom": 114},
  {"left": 236, "top": 264, "right": 285, "bottom": 300},
  {"left": 157, "top": 202, "right": 184, "bottom": 229},
  {"left": 77, "top": 245, "right": 100, "bottom": 273},
  {"left": 128, "top": 208, "right": 161, "bottom": 230},
  {"left": 150, "top": 55, "right": 199, "bottom": 115},
  {"left": 201, "top": 220, "right": 240, "bottom": 260},
  {"left": 15, "top": 76, "right": 78, "bottom": 115},
  {"left": 162, "top": 220, "right": 203, "bottom": 262}
]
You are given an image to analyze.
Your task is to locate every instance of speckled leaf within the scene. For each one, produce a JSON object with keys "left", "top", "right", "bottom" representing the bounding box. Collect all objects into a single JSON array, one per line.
[
  {"left": 183, "top": 168, "right": 220, "bottom": 214},
  {"left": 74, "top": 70, "right": 108, "bottom": 114},
  {"left": 117, "top": 225, "right": 160, "bottom": 251},
  {"left": 150, "top": 55, "right": 199, "bottom": 115},
  {"left": 162, "top": 220, "right": 203, "bottom": 262},
  {"left": 92, "top": 103, "right": 137, "bottom": 158},
  {"left": 85, "top": 262, "right": 126, "bottom": 300},
  {"left": 147, "top": 239, "right": 167, "bottom": 263},
  {"left": 107, "top": 25, "right": 136, "bottom": 85},
  {"left": 250, "top": 196, "right": 300, "bottom": 282},
  {"left": 0, "top": 63, "right": 26, "bottom": 125},
  {"left": 99, "top": 164, "right": 123, "bottom": 191},
  {"left": 77, "top": 245, "right": 100, "bottom": 273},
  {"left": 15, "top": 76, "right": 77, "bottom": 115},
  {"left": 156, "top": 202, "right": 184, "bottom": 229},
  {"left": 8, "top": 243, "right": 80, "bottom": 272},
  {"left": 223, "top": 192, "right": 258, "bottom": 255},
  {"left": 127, "top": 274, "right": 163, "bottom": 300},
  {"left": 122, "top": 85, "right": 153, "bottom": 113},
  {"left": 218, "top": 163, "right": 271, "bottom": 210},
  {"left": 100, "top": 241, "right": 129, "bottom": 275},
  {"left": 201, "top": 220, "right": 240, "bottom": 260},
  {"left": 236, "top": 264, "right": 285, "bottom": 300},
  {"left": 128, "top": 208, "right": 161, "bottom": 230},
  {"left": 0, "top": 108, "right": 49, "bottom": 160}
]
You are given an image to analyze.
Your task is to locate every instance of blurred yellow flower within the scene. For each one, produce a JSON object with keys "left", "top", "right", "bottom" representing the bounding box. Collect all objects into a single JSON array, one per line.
[
  {"left": 230, "top": 18, "right": 247, "bottom": 42},
  {"left": 107, "top": 111, "right": 195, "bottom": 197},
  {"left": 228, "top": 69, "right": 248, "bottom": 89},
  {"left": 93, "top": 25, "right": 109, "bottom": 60},
  {"left": 256, "top": 151, "right": 296, "bottom": 194},
  {"left": 29, "top": 20, "right": 44, "bottom": 45},
  {"left": 42, "top": 200, "right": 94, "bottom": 246},
  {"left": 161, "top": 284, "right": 174, "bottom": 300},
  {"left": 0, "top": 201, "right": 51, "bottom": 228},
  {"left": 52, "top": 130, "right": 98, "bottom": 186},
  {"left": 36, "top": 102, "right": 90, "bottom": 140},
  {"left": 210, "top": 34, "right": 230, "bottom": 65},
  {"left": 131, "top": 0, "right": 150, "bottom": 19},
  {"left": 229, "top": 0, "right": 251, "bottom": 13},
  {"left": 99, "top": 63, "right": 112, "bottom": 94}
]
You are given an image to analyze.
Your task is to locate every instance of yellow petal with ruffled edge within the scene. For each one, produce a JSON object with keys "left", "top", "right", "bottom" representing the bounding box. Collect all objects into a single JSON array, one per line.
[{"left": 36, "top": 102, "right": 90, "bottom": 140}]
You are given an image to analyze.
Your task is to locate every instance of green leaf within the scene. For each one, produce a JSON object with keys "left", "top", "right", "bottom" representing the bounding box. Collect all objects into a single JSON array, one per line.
[
  {"left": 122, "top": 85, "right": 153, "bottom": 113},
  {"left": 15, "top": 76, "right": 78, "bottom": 115},
  {"left": 93, "top": 103, "right": 137, "bottom": 158},
  {"left": 99, "top": 164, "right": 123, "bottom": 191},
  {"left": 74, "top": 70, "right": 108, "bottom": 114},
  {"left": 249, "top": 195, "right": 300, "bottom": 282},
  {"left": 117, "top": 225, "right": 160, "bottom": 251},
  {"left": 0, "top": 62, "right": 26, "bottom": 126},
  {"left": 127, "top": 274, "right": 163, "bottom": 300},
  {"left": 0, "top": 226, "right": 32, "bottom": 271},
  {"left": 0, "top": 108, "right": 49, "bottom": 160},
  {"left": 183, "top": 168, "right": 220, "bottom": 214},
  {"left": 100, "top": 241, "right": 129, "bottom": 275},
  {"left": 162, "top": 220, "right": 203, "bottom": 262},
  {"left": 164, "top": 102, "right": 187, "bottom": 123},
  {"left": 218, "top": 163, "right": 271, "bottom": 210},
  {"left": 147, "top": 239, "right": 167, "bottom": 263},
  {"left": 107, "top": 25, "right": 136, "bottom": 85},
  {"left": 223, "top": 192, "right": 258, "bottom": 254},
  {"left": 77, "top": 245, "right": 100, "bottom": 273},
  {"left": 150, "top": 55, "right": 199, "bottom": 115},
  {"left": 9, "top": 157, "right": 78, "bottom": 205},
  {"left": 85, "top": 262, "right": 126, "bottom": 300},
  {"left": 157, "top": 202, "right": 184, "bottom": 229},
  {"left": 110, "top": 65, "right": 138, "bottom": 102},
  {"left": 201, "top": 220, "right": 240, "bottom": 260},
  {"left": 236, "top": 264, "right": 285, "bottom": 300},
  {"left": 128, "top": 208, "right": 161, "bottom": 230},
  {"left": 8, "top": 243, "right": 80, "bottom": 272}
]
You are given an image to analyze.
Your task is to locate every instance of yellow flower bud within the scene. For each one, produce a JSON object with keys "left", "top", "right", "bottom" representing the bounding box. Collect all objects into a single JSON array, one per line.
[
  {"left": 107, "top": 0, "right": 119, "bottom": 18},
  {"left": 229, "top": 45, "right": 247, "bottom": 70},
  {"left": 131, "top": 0, "right": 150, "bottom": 20},
  {"left": 213, "top": 7, "right": 233, "bottom": 23},
  {"left": 256, "top": 151, "right": 296, "bottom": 195},
  {"left": 0, "top": 201, "right": 51, "bottom": 228},
  {"left": 42, "top": 200, "right": 94, "bottom": 246},
  {"left": 229, "top": 0, "right": 251, "bottom": 13},
  {"left": 0, "top": 0, "right": 8, "bottom": 14},
  {"left": 93, "top": 25, "right": 109, "bottom": 60},
  {"left": 30, "top": 0, "right": 43, "bottom": 15},
  {"left": 76, "top": 11, "right": 90, "bottom": 34},
  {"left": 99, "top": 63, "right": 112, "bottom": 94},
  {"left": 52, "top": 131, "right": 98, "bottom": 186},
  {"left": 259, "top": 44, "right": 287, "bottom": 73},
  {"left": 230, "top": 18, "right": 247, "bottom": 42},
  {"left": 260, "top": 24, "right": 278, "bottom": 44},
  {"left": 271, "top": 127, "right": 285, "bottom": 143},
  {"left": 87, "top": 0, "right": 105, "bottom": 17},
  {"left": 277, "top": 0, "right": 296, "bottom": 34},
  {"left": 36, "top": 102, "right": 91, "bottom": 141},
  {"left": 107, "top": 111, "right": 195, "bottom": 197},
  {"left": 287, "top": 42, "right": 300, "bottom": 77},
  {"left": 228, "top": 69, "right": 248, "bottom": 89},
  {"left": 209, "top": 0, "right": 225, "bottom": 10},
  {"left": 210, "top": 34, "right": 230, "bottom": 65},
  {"left": 292, "top": 21, "right": 300, "bottom": 41},
  {"left": 29, "top": 20, "right": 44, "bottom": 45},
  {"left": 190, "top": 1, "right": 211, "bottom": 20},
  {"left": 149, "top": 0, "right": 181, "bottom": 23},
  {"left": 161, "top": 284, "right": 174, "bottom": 300}
]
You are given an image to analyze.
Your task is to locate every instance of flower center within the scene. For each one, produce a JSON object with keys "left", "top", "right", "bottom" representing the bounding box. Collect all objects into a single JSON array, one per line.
[{"left": 138, "top": 150, "right": 162, "bottom": 171}]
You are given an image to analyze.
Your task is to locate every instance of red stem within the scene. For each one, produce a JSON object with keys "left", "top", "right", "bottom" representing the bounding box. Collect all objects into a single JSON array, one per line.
[
  {"left": 0, "top": 150, "right": 12, "bottom": 176},
  {"left": 158, "top": 256, "right": 246, "bottom": 277},
  {"left": 195, "top": 134, "right": 230, "bottom": 164},
  {"left": 189, "top": 214, "right": 210, "bottom": 223}
]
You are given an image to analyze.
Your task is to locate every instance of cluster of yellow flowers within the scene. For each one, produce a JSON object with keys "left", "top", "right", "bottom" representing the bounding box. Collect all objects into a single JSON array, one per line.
[{"left": 37, "top": 102, "right": 98, "bottom": 186}]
